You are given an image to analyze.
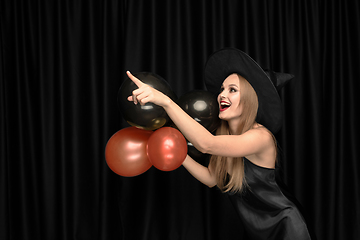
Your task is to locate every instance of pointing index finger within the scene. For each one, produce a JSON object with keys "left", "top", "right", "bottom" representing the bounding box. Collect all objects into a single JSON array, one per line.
[{"left": 126, "top": 71, "right": 144, "bottom": 88}]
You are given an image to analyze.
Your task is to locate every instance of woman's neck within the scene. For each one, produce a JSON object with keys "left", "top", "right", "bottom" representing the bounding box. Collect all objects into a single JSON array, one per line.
[
  {"left": 228, "top": 121, "right": 259, "bottom": 135},
  {"left": 228, "top": 120, "right": 243, "bottom": 135}
]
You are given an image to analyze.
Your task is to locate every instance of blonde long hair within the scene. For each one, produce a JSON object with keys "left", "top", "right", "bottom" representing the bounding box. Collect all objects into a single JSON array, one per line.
[{"left": 209, "top": 74, "right": 259, "bottom": 193}]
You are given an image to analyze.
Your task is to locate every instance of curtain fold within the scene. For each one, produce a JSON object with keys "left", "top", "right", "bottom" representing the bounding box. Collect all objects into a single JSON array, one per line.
[
  {"left": 320, "top": 1, "right": 360, "bottom": 239},
  {"left": 1, "top": 0, "right": 125, "bottom": 239},
  {"left": 1, "top": 0, "right": 359, "bottom": 239}
]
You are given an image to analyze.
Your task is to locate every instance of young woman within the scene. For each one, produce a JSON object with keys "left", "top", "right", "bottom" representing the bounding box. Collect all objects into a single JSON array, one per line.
[{"left": 127, "top": 48, "right": 312, "bottom": 240}]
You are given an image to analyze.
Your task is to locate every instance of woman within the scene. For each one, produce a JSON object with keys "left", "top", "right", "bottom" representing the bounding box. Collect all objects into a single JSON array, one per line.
[{"left": 127, "top": 48, "right": 312, "bottom": 240}]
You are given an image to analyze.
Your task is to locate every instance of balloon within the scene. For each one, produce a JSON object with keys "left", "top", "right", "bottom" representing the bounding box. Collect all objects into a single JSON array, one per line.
[
  {"left": 105, "top": 127, "right": 153, "bottom": 177},
  {"left": 117, "top": 72, "right": 177, "bottom": 130},
  {"left": 147, "top": 127, "right": 187, "bottom": 171},
  {"left": 177, "top": 90, "right": 220, "bottom": 133},
  {"left": 177, "top": 90, "right": 220, "bottom": 160},
  {"left": 186, "top": 141, "right": 210, "bottom": 161}
]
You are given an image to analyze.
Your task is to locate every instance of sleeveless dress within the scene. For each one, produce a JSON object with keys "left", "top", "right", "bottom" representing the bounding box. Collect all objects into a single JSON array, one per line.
[{"left": 226, "top": 158, "right": 312, "bottom": 240}]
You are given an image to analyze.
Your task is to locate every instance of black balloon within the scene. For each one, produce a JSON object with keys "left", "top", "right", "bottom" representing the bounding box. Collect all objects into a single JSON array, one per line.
[
  {"left": 118, "top": 72, "right": 177, "bottom": 130},
  {"left": 186, "top": 141, "right": 210, "bottom": 162},
  {"left": 177, "top": 90, "right": 220, "bottom": 160},
  {"left": 178, "top": 90, "right": 220, "bottom": 133}
]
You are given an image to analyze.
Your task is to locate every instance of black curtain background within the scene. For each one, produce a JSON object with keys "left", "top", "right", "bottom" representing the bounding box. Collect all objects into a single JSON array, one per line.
[{"left": 1, "top": 0, "right": 359, "bottom": 239}]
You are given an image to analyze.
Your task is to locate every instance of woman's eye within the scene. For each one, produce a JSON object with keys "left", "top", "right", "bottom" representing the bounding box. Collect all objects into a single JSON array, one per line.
[{"left": 230, "top": 88, "right": 237, "bottom": 93}]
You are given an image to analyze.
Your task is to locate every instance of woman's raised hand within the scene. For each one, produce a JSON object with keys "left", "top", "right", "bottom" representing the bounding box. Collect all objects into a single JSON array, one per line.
[{"left": 126, "top": 71, "right": 170, "bottom": 107}]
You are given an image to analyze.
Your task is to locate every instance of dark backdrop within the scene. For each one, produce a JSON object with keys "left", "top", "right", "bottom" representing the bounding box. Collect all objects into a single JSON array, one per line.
[{"left": 1, "top": 0, "right": 359, "bottom": 239}]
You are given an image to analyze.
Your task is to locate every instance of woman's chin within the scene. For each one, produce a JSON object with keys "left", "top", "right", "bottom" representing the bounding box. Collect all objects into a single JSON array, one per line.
[{"left": 218, "top": 114, "right": 226, "bottom": 120}]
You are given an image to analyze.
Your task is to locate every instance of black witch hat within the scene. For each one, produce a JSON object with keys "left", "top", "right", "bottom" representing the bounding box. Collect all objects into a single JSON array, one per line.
[{"left": 204, "top": 48, "right": 294, "bottom": 134}]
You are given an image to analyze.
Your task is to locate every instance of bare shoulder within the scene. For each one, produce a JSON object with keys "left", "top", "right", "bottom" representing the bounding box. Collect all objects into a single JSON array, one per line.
[
  {"left": 245, "top": 124, "right": 276, "bottom": 168},
  {"left": 243, "top": 124, "right": 274, "bottom": 144}
]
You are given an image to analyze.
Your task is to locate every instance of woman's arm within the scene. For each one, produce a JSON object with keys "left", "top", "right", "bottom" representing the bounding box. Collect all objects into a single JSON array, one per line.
[
  {"left": 126, "top": 71, "right": 213, "bottom": 153},
  {"left": 126, "top": 71, "right": 273, "bottom": 160},
  {"left": 182, "top": 155, "right": 217, "bottom": 188}
]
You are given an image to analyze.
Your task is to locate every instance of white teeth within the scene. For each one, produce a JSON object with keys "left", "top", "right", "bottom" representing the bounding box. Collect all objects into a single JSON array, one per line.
[{"left": 221, "top": 102, "right": 230, "bottom": 107}]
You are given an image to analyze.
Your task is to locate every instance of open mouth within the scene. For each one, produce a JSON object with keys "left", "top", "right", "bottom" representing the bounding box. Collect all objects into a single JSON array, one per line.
[{"left": 220, "top": 101, "right": 231, "bottom": 112}]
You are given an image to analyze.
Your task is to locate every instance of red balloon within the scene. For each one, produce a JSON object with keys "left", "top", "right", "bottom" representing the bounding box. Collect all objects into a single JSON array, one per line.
[
  {"left": 147, "top": 127, "right": 188, "bottom": 171},
  {"left": 105, "top": 127, "right": 153, "bottom": 177}
]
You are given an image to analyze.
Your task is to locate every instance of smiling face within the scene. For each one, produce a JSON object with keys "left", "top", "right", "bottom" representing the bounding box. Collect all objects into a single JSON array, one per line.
[
  {"left": 217, "top": 73, "right": 259, "bottom": 133},
  {"left": 217, "top": 74, "right": 243, "bottom": 123}
]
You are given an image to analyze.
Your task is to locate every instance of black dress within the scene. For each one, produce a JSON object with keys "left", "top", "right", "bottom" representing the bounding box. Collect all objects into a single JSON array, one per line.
[{"left": 227, "top": 158, "right": 312, "bottom": 240}]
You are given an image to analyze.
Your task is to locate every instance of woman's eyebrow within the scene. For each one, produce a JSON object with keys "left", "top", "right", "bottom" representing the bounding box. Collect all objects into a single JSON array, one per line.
[{"left": 221, "top": 84, "right": 239, "bottom": 90}]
